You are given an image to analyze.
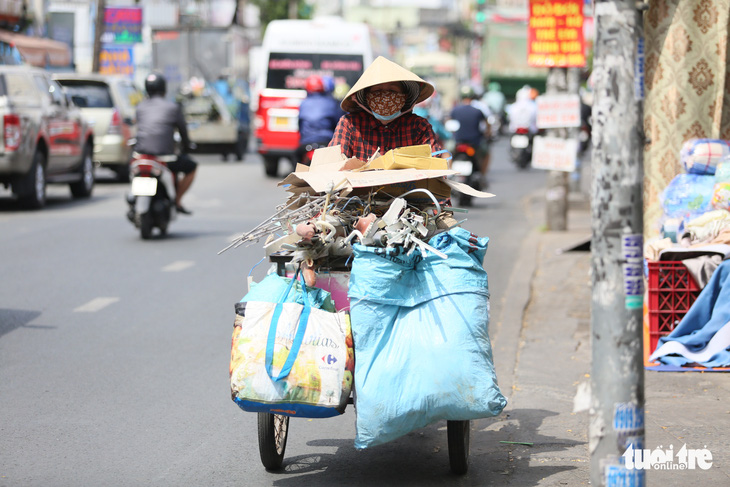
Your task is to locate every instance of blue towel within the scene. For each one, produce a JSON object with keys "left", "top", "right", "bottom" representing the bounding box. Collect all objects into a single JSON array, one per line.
[{"left": 653, "top": 259, "right": 730, "bottom": 367}]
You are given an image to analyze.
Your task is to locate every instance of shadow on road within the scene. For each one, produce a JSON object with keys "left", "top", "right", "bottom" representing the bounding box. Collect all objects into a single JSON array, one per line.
[
  {"left": 0, "top": 309, "right": 52, "bottom": 339},
  {"left": 263, "top": 408, "right": 583, "bottom": 486},
  {"left": 0, "top": 193, "right": 117, "bottom": 212}
]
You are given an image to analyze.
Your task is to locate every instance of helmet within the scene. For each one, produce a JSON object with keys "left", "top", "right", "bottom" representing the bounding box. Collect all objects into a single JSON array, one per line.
[
  {"left": 488, "top": 81, "right": 501, "bottom": 92},
  {"left": 321, "top": 75, "right": 335, "bottom": 94},
  {"left": 305, "top": 75, "right": 324, "bottom": 94},
  {"left": 460, "top": 85, "right": 475, "bottom": 100},
  {"left": 145, "top": 72, "right": 167, "bottom": 97}
]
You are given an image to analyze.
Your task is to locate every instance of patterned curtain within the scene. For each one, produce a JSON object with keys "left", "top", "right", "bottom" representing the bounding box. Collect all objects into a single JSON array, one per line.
[{"left": 644, "top": 0, "right": 730, "bottom": 238}]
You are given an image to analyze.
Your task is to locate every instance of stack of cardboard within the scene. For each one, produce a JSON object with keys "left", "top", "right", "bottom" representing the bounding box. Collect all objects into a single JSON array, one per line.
[{"left": 278, "top": 144, "right": 494, "bottom": 203}]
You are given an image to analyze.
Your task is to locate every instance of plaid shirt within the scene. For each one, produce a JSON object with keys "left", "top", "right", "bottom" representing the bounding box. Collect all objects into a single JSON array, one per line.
[{"left": 329, "top": 111, "right": 443, "bottom": 160}]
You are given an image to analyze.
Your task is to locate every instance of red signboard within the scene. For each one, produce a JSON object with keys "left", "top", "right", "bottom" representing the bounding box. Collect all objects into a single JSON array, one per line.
[{"left": 527, "top": 0, "right": 585, "bottom": 68}]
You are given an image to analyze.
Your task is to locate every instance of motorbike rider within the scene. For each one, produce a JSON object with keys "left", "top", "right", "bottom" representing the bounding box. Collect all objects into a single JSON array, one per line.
[
  {"left": 296, "top": 75, "right": 344, "bottom": 164},
  {"left": 135, "top": 72, "right": 197, "bottom": 215},
  {"left": 482, "top": 82, "right": 507, "bottom": 133},
  {"left": 449, "top": 86, "right": 491, "bottom": 187},
  {"left": 328, "top": 56, "right": 443, "bottom": 161},
  {"left": 508, "top": 85, "right": 538, "bottom": 135}
]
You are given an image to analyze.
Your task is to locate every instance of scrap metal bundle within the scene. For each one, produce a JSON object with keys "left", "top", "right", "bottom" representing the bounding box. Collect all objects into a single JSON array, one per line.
[
  {"left": 220, "top": 144, "right": 494, "bottom": 285},
  {"left": 220, "top": 185, "right": 463, "bottom": 279}
]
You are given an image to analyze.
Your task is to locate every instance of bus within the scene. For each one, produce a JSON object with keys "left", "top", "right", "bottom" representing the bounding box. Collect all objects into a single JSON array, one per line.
[{"left": 252, "top": 17, "right": 388, "bottom": 177}]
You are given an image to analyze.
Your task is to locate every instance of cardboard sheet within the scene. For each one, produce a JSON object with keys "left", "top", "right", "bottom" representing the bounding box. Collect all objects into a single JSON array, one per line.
[{"left": 278, "top": 144, "right": 495, "bottom": 200}]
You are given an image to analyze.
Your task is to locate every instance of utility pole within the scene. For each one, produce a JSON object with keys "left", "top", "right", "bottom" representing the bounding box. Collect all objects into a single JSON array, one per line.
[
  {"left": 92, "top": 0, "right": 106, "bottom": 73},
  {"left": 590, "top": 1, "right": 645, "bottom": 486},
  {"left": 544, "top": 67, "right": 570, "bottom": 231},
  {"left": 236, "top": 0, "right": 248, "bottom": 26}
]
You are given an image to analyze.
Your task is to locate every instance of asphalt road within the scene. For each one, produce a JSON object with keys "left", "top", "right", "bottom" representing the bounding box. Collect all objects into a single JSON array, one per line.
[{"left": 0, "top": 138, "right": 548, "bottom": 486}]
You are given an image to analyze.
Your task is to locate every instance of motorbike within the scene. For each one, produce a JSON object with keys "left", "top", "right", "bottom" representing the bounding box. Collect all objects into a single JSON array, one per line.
[
  {"left": 126, "top": 152, "right": 177, "bottom": 239},
  {"left": 296, "top": 140, "right": 330, "bottom": 166},
  {"left": 450, "top": 142, "right": 482, "bottom": 207},
  {"left": 578, "top": 115, "right": 591, "bottom": 158},
  {"left": 509, "top": 127, "right": 533, "bottom": 170}
]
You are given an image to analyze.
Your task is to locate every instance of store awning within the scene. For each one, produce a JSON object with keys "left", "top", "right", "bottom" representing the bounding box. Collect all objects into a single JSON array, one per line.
[{"left": 0, "top": 30, "right": 71, "bottom": 67}]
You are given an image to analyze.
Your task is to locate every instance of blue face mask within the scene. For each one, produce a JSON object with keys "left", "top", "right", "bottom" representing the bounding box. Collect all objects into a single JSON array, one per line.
[{"left": 372, "top": 110, "right": 402, "bottom": 122}]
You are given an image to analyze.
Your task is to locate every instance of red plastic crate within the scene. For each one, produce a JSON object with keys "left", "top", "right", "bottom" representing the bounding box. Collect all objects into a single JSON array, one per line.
[{"left": 647, "top": 261, "right": 700, "bottom": 354}]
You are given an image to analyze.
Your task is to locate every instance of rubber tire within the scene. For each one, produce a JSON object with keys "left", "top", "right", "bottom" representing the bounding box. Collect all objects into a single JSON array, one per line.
[
  {"left": 140, "top": 212, "right": 154, "bottom": 240},
  {"left": 263, "top": 155, "right": 279, "bottom": 178},
  {"left": 234, "top": 132, "right": 246, "bottom": 161},
  {"left": 17, "top": 150, "right": 47, "bottom": 209},
  {"left": 70, "top": 143, "right": 95, "bottom": 198},
  {"left": 447, "top": 420, "right": 470, "bottom": 475},
  {"left": 258, "top": 412, "right": 289, "bottom": 471},
  {"left": 114, "top": 163, "right": 130, "bottom": 183}
]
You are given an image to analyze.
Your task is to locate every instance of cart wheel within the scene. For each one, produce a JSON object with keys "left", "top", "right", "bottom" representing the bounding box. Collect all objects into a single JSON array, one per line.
[
  {"left": 258, "top": 412, "right": 289, "bottom": 470},
  {"left": 447, "top": 420, "right": 470, "bottom": 475}
]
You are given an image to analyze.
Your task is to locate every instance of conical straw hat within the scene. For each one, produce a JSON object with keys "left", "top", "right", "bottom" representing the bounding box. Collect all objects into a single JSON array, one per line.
[{"left": 341, "top": 56, "right": 435, "bottom": 113}]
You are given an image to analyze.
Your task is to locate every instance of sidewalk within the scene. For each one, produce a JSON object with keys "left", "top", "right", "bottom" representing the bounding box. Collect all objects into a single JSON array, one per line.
[{"left": 490, "top": 181, "right": 730, "bottom": 485}]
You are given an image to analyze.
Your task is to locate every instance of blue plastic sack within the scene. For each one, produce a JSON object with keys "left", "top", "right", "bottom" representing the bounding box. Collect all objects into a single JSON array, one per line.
[
  {"left": 660, "top": 173, "right": 715, "bottom": 222},
  {"left": 240, "top": 273, "right": 336, "bottom": 312},
  {"left": 348, "top": 227, "right": 507, "bottom": 449}
]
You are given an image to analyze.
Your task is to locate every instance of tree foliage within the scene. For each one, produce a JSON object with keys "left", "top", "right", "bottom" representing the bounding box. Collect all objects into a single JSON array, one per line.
[{"left": 248, "top": 0, "right": 313, "bottom": 31}]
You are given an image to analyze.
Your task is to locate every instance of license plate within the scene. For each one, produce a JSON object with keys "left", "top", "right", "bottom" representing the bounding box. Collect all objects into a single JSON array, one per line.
[
  {"left": 131, "top": 177, "right": 157, "bottom": 196},
  {"left": 511, "top": 135, "right": 530, "bottom": 149},
  {"left": 452, "top": 160, "right": 473, "bottom": 176},
  {"left": 274, "top": 116, "right": 292, "bottom": 127},
  {"left": 187, "top": 122, "right": 200, "bottom": 130}
]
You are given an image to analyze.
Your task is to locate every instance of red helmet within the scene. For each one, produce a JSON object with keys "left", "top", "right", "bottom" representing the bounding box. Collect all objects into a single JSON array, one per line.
[{"left": 305, "top": 75, "right": 324, "bottom": 93}]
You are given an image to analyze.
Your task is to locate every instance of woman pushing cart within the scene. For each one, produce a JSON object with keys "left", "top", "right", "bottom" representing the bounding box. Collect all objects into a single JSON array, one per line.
[{"left": 226, "top": 58, "right": 506, "bottom": 475}]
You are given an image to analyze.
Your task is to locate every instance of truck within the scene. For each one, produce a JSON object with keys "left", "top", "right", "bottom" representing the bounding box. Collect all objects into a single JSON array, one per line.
[
  {"left": 151, "top": 25, "right": 252, "bottom": 98},
  {"left": 150, "top": 26, "right": 253, "bottom": 160}
]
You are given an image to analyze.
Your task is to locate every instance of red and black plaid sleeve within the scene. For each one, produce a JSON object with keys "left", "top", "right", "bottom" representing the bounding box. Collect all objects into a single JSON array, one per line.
[{"left": 328, "top": 112, "right": 443, "bottom": 160}]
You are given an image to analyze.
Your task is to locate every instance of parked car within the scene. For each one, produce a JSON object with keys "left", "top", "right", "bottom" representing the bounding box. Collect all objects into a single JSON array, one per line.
[
  {"left": 53, "top": 73, "right": 143, "bottom": 181},
  {"left": 0, "top": 65, "right": 95, "bottom": 209},
  {"left": 178, "top": 89, "right": 248, "bottom": 161}
]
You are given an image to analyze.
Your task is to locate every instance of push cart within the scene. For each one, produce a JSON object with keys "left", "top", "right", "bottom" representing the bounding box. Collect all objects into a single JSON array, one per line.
[{"left": 255, "top": 253, "right": 472, "bottom": 475}]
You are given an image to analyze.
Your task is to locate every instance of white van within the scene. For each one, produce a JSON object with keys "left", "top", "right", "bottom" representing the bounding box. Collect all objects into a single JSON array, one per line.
[{"left": 252, "top": 17, "right": 388, "bottom": 177}]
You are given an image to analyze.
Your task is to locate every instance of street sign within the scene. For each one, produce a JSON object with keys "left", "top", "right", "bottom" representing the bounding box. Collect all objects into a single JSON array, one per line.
[
  {"left": 99, "top": 45, "right": 134, "bottom": 77},
  {"left": 102, "top": 6, "right": 143, "bottom": 44},
  {"left": 527, "top": 0, "right": 586, "bottom": 67},
  {"left": 532, "top": 135, "right": 578, "bottom": 172},
  {"left": 536, "top": 94, "right": 581, "bottom": 128}
]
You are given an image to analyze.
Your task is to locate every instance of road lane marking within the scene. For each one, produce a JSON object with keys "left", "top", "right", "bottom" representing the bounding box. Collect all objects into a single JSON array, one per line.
[
  {"left": 74, "top": 297, "right": 120, "bottom": 313},
  {"left": 162, "top": 260, "right": 195, "bottom": 272}
]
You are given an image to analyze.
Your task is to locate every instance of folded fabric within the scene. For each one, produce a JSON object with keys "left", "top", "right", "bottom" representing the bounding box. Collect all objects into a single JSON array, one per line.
[
  {"left": 651, "top": 321, "right": 730, "bottom": 365},
  {"left": 650, "top": 259, "right": 730, "bottom": 367},
  {"left": 680, "top": 209, "right": 730, "bottom": 245},
  {"left": 680, "top": 138, "right": 730, "bottom": 175}
]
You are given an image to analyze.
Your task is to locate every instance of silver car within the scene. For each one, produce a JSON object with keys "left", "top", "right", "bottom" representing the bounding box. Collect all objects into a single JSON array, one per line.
[
  {"left": 0, "top": 65, "right": 95, "bottom": 208},
  {"left": 54, "top": 73, "right": 143, "bottom": 181}
]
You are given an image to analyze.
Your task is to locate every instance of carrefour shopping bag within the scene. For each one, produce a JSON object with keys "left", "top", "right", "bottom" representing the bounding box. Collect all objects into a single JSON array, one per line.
[
  {"left": 230, "top": 272, "right": 354, "bottom": 418},
  {"left": 348, "top": 228, "right": 507, "bottom": 449}
]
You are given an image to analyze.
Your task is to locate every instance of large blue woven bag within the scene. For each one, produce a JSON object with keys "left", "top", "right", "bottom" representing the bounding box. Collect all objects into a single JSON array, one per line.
[{"left": 348, "top": 227, "right": 507, "bottom": 449}]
